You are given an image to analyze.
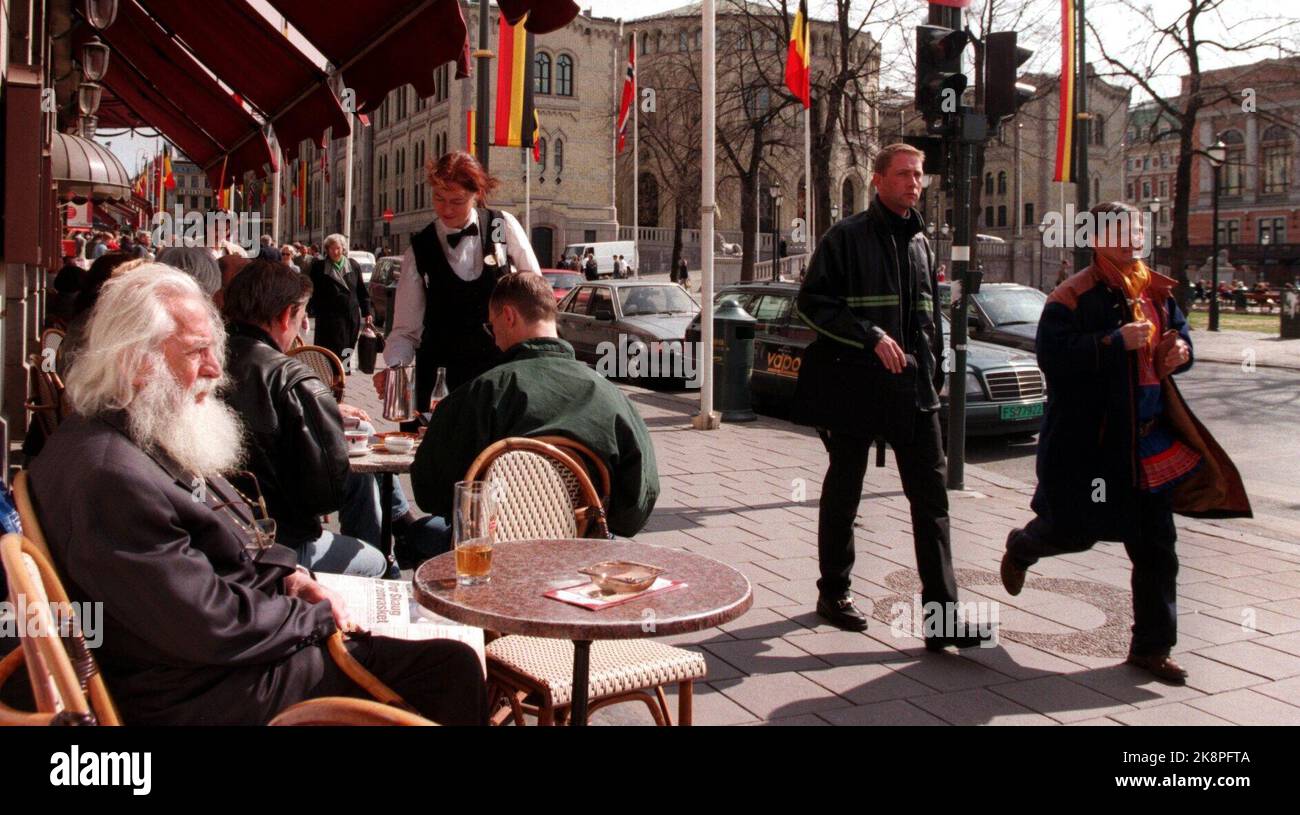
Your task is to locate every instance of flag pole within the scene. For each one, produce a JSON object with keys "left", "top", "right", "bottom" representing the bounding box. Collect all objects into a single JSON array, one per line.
[
  {"left": 271, "top": 140, "right": 282, "bottom": 246},
  {"left": 804, "top": 105, "right": 812, "bottom": 260},
  {"left": 525, "top": 147, "right": 532, "bottom": 236},
  {"left": 631, "top": 30, "right": 639, "bottom": 278},
  {"left": 613, "top": 20, "right": 621, "bottom": 237}
]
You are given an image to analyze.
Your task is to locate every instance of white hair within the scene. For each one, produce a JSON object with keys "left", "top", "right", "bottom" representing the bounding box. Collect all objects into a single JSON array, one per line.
[
  {"left": 323, "top": 233, "right": 348, "bottom": 253},
  {"left": 279, "top": 244, "right": 297, "bottom": 257},
  {"left": 66, "top": 264, "right": 225, "bottom": 417}
]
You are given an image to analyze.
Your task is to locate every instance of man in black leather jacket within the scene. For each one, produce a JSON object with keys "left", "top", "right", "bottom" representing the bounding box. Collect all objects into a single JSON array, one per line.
[
  {"left": 221, "top": 260, "right": 391, "bottom": 577},
  {"left": 792, "top": 143, "right": 991, "bottom": 649}
]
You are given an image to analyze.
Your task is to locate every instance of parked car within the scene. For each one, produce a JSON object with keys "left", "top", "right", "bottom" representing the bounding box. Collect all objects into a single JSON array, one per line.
[
  {"left": 540, "top": 269, "right": 585, "bottom": 301},
  {"left": 684, "top": 281, "right": 1046, "bottom": 436},
  {"left": 939, "top": 282, "right": 1047, "bottom": 352},
  {"left": 349, "top": 250, "right": 377, "bottom": 284},
  {"left": 556, "top": 281, "right": 700, "bottom": 382},
  {"left": 368, "top": 255, "right": 404, "bottom": 333}
]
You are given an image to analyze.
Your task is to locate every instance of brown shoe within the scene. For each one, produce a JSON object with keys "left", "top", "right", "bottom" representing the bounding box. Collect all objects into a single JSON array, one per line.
[
  {"left": 1000, "top": 548, "right": 1026, "bottom": 597},
  {"left": 1126, "top": 652, "right": 1189, "bottom": 685}
]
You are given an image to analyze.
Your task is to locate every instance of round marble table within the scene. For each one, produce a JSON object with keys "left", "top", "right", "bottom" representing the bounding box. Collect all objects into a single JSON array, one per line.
[{"left": 413, "top": 538, "right": 753, "bottom": 725}]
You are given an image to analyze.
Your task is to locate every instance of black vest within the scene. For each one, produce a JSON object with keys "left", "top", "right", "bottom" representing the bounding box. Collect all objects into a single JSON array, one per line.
[{"left": 408, "top": 209, "right": 508, "bottom": 405}]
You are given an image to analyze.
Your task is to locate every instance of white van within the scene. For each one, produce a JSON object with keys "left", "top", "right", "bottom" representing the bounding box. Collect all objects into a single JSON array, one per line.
[{"left": 561, "top": 240, "right": 639, "bottom": 277}]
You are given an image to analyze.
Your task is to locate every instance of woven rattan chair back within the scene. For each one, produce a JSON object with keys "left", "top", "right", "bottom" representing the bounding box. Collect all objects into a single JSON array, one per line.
[
  {"left": 287, "top": 344, "right": 346, "bottom": 401},
  {"left": 531, "top": 435, "right": 612, "bottom": 508},
  {"left": 464, "top": 438, "right": 610, "bottom": 540}
]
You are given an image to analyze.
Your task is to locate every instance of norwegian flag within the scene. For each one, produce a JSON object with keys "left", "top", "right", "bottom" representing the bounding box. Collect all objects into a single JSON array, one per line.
[{"left": 616, "top": 35, "right": 635, "bottom": 153}]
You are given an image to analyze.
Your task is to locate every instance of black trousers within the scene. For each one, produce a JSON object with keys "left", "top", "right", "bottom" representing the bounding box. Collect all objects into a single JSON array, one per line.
[
  {"left": 1007, "top": 491, "right": 1178, "bottom": 656},
  {"left": 816, "top": 411, "right": 958, "bottom": 608},
  {"left": 310, "top": 634, "right": 488, "bottom": 726}
]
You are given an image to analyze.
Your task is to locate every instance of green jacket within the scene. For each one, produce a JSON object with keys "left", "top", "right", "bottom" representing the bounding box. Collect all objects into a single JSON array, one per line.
[{"left": 411, "top": 337, "right": 659, "bottom": 536}]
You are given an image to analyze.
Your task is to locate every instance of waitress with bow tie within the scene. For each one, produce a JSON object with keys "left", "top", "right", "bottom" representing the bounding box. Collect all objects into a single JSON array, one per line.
[{"left": 374, "top": 151, "right": 539, "bottom": 409}]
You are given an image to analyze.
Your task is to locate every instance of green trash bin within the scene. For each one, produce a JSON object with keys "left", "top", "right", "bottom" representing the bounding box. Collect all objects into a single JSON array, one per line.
[{"left": 712, "top": 296, "right": 757, "bottom": 422}]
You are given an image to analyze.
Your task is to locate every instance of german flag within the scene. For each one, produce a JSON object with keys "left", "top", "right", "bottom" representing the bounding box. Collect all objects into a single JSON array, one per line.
[
  {"left": 1053, "top": 0, "right": 1077, "bottom": 183},
  {"left": 493, "top": 12, "right": 537, "bottom": 150},
  {"left": 785, "top": 0, "right": 811, "bottom": 109}
]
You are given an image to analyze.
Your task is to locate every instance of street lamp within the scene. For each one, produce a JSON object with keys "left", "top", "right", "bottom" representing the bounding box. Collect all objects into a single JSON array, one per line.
[
  {"left": 81, "top": 37, "right": 110, "bottom": 82},
  {"left": 83, "top": 0, "right": 119, "bottom": 30},
  {"left": 769, "top": 182, "right": 782, "bottom": 280},
  {"left": 1207, "top": 138, "right": 1228, "bottom": 331},
  {"left": 1148, "top": 196, "right": 1161, "bottom": 271}
]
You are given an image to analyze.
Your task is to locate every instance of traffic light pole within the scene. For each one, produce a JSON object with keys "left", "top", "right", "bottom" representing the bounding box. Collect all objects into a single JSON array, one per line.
[{"left": 945, "top": 113, "right": 985, "bottom": 492}]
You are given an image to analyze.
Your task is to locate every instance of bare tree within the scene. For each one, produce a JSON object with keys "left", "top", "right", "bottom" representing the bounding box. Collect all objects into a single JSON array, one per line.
[{"left": 1087, "top": 0, "right": 1299, "bottom": 302}]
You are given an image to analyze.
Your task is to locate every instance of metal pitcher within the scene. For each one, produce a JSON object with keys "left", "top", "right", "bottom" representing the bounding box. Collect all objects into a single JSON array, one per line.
[{"left": 382, "top": 364, "right": 416, "bottom": 422}]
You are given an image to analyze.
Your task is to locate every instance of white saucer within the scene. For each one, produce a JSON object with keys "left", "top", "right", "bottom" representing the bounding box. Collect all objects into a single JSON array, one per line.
[{"left": 347, "top": 447, "right": 369, "bottom": 457}]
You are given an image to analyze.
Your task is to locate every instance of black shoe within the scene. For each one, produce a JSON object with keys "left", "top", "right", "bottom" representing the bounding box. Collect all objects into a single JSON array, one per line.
[
  {"left": 816, "top": 595, "right": 869, "bottom": 631},
  {"left": 924, "top": 630, "right": 997, "bottom": 652}
]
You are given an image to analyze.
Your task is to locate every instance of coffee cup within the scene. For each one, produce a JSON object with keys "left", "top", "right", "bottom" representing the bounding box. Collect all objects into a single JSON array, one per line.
[{"left": 345, "top": 430, "right": 369, "bottom": 454}]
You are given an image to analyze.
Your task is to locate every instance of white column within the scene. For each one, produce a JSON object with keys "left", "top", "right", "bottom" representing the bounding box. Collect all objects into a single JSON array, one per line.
[
  {"left": 695, "top": 0, "right": 718, "bottom": 429},
  {"left": 271, "top": 142, "right": 282, "bottom": 245}
]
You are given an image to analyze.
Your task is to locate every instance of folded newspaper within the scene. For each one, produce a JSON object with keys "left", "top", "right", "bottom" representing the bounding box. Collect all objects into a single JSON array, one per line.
[{"left": 315, "top": 573, "right": 485, "bottom": 671}]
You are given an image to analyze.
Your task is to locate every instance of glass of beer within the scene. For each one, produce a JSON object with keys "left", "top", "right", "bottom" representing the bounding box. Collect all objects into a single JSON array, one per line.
[{"left": 453, "top": 481, "right": 499, "bottom": 586}]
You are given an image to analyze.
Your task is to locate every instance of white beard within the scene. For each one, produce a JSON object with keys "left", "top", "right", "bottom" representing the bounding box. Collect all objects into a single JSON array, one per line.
[{"left": 127, "top": 367, "right": 244, "bottom": 479}]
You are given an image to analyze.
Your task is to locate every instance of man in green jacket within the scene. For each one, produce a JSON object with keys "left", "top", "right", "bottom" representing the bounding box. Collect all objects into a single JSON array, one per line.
[{"left": 409, "top": 272, "right": 659, "bottom": 556}]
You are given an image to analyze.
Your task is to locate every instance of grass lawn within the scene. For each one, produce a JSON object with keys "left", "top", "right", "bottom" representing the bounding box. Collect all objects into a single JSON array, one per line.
[{"left": 1186, "top": 308, "right": 1281, "bottom": 334}]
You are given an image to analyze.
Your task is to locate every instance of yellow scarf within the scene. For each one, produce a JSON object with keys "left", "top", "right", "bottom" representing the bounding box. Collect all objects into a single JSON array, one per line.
[{"left": 1094, "top": 253, "right": 1157, "bottom": 355}]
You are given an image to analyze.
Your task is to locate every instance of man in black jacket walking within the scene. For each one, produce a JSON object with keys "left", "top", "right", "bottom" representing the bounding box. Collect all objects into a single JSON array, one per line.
[
  {"left": 222, "top": 260, "right": 390, "bottom": 577},
  {"left": 792, "top": 143, "right": 991, "bottom": 649}
]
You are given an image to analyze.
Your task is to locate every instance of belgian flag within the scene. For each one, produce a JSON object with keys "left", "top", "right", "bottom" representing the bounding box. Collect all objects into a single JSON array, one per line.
[
  {"left": 785, "top": 0, "right": 811, "bottom": 109},
  {"left": 493, "top": 12, "right": 537, "bottom": 151}
]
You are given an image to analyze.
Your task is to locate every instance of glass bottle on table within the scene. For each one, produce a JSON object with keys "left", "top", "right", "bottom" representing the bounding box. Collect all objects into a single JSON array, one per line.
[{"left": 428, "top": 366, "right": 449, "bottom": 412}]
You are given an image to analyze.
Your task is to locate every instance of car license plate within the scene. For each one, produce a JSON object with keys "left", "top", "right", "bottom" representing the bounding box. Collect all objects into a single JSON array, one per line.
[{"left": 1000, "top": 402, "right": 1044, "bottom": 421}]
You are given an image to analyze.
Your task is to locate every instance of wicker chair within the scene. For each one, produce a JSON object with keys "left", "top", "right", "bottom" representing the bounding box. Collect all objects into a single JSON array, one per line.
[
  {"left": 287, "top": 344, "right": 346, "bottom": 401},
  {"left": 24, "top": 354, "right": 69, "bottom": 438},
  {"left": 0, "top": 534, "right": 122, "bottom": 726},
  {"left": 532, "top": 435, "right": 612, "bottom": 509},
  {"left": 463, "top": 437, "right": 705, "bottom": 726},
  {"left": 3, "top": 475, "right": 420, "bottom": 726},
  {"left": 269, "top": 697, "right": 437, "bottom": 726}
]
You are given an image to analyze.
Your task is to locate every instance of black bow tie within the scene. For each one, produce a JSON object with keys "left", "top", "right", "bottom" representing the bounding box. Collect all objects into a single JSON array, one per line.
[{"left": 446, "top": 221, "right": 478, "bottom": 248}]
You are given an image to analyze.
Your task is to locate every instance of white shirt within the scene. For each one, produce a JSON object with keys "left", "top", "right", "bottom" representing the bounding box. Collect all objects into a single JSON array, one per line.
[{"left": 383, "top": 209, "right": 539, "bottom": 366}]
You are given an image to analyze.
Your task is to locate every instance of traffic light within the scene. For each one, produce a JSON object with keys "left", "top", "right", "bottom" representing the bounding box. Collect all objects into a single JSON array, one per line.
[
  {"left": 915, "top": 24, "right": 969, "bottom": 129},
  {"left": 984, "top": 31, "right": 1035, "bottom": 122}
]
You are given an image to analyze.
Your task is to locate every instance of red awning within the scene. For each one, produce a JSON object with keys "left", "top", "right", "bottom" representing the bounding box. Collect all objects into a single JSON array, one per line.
[
  {"left": 268, "top": 0, "right": 471, "bottom": 113},
  {"left": 136, "top": 0, "right": 348, "bottom": 161},
  {"left": 80, "top": 0, "right": 273, "bottom": 188}
]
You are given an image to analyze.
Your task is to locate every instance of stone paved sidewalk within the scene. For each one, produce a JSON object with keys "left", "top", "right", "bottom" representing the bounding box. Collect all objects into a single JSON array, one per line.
[{"left": 343, "top": 363, "right": 1300, "bottom": 726}]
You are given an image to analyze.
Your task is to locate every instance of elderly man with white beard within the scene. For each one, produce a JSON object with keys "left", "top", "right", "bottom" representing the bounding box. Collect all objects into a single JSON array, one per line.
[{"left": 26, "top": 265, "right": 487, "bottom": 725}]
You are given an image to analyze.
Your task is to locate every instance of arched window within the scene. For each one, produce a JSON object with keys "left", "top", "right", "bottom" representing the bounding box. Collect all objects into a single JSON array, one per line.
[
  {"left": 984, "top": 173, "right": 994, "bottom": 195},
  {"left": 554, "top": 138, "right": 564, "bottom": 174},
  {"left": 679, "top": 31, "right": 688, "bottom": 52},
  {"left": 534, "top": 52, "right": 552, "bottom": 95},
  {"left": 537, "top": 137, "right": 547, "bottom": 173},
  {"left": 1261, "top": 124, "right": 1292, "bottom": 194},
  {"left": 841, "top": 177, "right": 856, "bottom": 217},
  {"left": 556, "top": 54, "right": 574, "bottom": 97},
  {"left": 997, "top": 171, "right": 1007, "bottom": 195},
  {"left": 1093, "top": 114, "right": 1106, "bottom": 146},
  {"left": 639, "top": 172, "right": 660, "bottom": 227},
  {"left": 1093, "top": 176, "right": 1101, "bottom": 203},
  {"left": 1220, "top": 129, "right": 1245, "bottom": 195}
]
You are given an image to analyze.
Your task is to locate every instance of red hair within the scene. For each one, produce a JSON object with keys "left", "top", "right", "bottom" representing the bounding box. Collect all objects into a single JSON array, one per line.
[{"left": 427, "top": 151, "right": 499, "bottom": 205}]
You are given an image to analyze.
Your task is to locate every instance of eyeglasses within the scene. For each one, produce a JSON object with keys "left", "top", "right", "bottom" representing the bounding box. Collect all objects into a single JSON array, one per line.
[
  {"left": 210, "top": 472, "right": 277, "bottom": 555},
  {"left": 481, "top": 320, "right": 495, "bottom": 338}
]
